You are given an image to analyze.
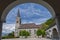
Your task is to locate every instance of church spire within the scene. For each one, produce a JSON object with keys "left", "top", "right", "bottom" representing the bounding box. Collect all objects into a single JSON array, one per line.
[
  {"left": 17, "top": 9, "right": 20, "bottom": 17},
  {"left": 16, "top": 9, "right": 21, "bottom": 24},
  {"left": 14, "top": 9, "right": 21, "bottom": 37}
]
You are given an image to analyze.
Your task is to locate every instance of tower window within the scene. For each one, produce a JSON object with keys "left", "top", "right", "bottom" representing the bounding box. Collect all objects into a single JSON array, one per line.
[{"left": 17, "top": 21, "right": 18, "bottom": 23}]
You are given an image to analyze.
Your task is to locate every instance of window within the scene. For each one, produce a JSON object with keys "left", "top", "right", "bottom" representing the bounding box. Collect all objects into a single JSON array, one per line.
[
  {"left": 29, "top": 30, "right": 31, "bottom": 33},
  {"left": 34, "top": 30, "right": 36, "bottom": 34},
  {"left": 49, "top": 30, "right": 51, "bottom": 32}
]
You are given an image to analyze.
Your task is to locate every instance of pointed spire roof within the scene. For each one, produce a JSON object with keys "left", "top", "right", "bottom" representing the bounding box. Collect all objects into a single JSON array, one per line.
[
  {"left": 17, "top": 9, "right": 20, "bottom": 17},
  {"left": 16, "top": 9, "right": 21, "bottom": 24}
]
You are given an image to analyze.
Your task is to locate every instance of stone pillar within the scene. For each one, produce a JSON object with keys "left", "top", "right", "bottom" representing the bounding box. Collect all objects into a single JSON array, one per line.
[
  {"left": 55, "top": 15, "right": 60, "bottom": 40},
  {"left": 0, "top": 20, "right": 3, "bottom": 40}
]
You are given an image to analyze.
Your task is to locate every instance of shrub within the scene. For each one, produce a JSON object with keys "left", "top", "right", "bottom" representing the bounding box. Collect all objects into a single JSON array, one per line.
[
  {"left": 19, "top": 30, "right": 30, "bottom": 38},
  {"left": 2, "top": 32, "right": 15, "bottom": 39},
  {"left": 7, "top": 32, "right": 15, "bottom": 38},
  {"left": 36, "top": 29, "right": 46, "bottom": 38},
  {"left": 25, "top": 31, "right": 30, "bottom": 38},
  {"left": 2, "top": 36, "right": 8, "bottom": 39},
  {"left": 36, "top": 29, "right": 42, "bottom": 37},
  {"left": 41, "top": 30, "right": 46, "bottom": 37}
]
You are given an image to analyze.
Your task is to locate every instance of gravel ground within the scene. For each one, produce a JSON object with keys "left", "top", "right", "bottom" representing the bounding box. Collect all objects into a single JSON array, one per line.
[{"left": 2, "top": 38, "right": 51, "bottom": 40}]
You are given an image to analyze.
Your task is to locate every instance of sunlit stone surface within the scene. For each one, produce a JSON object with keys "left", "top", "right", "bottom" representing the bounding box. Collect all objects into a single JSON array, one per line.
[{"left": 2, "top": 38, "right": 51, "bottom": 40}]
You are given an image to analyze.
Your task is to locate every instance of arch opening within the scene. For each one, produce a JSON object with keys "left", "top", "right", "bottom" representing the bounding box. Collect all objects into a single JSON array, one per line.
[{"left": 52, "top": 28, "right": 59, "bottom": 40}]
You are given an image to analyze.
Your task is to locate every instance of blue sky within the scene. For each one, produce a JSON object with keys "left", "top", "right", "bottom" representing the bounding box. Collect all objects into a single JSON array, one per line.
[{"left": 6, "top": 3, "right": 52, "bottom": 25}]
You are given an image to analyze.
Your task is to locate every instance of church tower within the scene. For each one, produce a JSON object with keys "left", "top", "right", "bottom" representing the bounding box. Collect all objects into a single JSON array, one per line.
[{"left": 14, "top": 9, "right": 21, "bottom": 37}]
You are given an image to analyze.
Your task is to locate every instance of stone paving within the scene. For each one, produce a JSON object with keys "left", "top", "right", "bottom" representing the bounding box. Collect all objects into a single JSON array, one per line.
[{"left": 2, "top": 38, "right": 51, "bottom": 40}]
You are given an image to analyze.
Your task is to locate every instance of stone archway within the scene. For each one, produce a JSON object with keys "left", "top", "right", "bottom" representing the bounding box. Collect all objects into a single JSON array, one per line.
[
  {"left": 52, "top": 28, "right": 59, "bottom": 40},
  {"left": 0, "top": 0, "right": 60, "bottom": 40}
]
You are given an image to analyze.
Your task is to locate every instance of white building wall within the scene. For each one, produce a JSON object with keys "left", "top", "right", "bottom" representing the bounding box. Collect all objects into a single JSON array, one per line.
[{"left": 46, "top": 25, "right": 58, "bottom": 38}]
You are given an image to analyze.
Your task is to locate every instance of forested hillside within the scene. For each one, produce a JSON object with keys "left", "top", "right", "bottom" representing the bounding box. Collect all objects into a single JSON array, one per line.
[{"left": 41, "top": 18, "right": 55, "bottom": 30}]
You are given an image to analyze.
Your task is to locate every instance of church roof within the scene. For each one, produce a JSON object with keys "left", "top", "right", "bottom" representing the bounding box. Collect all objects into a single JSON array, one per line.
[{"left": 18, "top": 23, "right": 42, "bottom": 29}]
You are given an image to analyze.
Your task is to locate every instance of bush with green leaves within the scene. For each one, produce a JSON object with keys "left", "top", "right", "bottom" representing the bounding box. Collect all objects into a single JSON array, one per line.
[
  {"left": 42, "top": 18, "right": 55, "bottom": 30},
  {"left": 36, "top": 29, "right": 42, "bottom": 37},
  {"left": 7, "top": 32, "right": 15, "bottom": 38},
  {"left": 2, "top": 32, "right": 15, "bottom": 39},
  {"left": 41, "top": 29, "right": 46, "bottom": 37},
  {"left": 2, "top": 36, "right": 8, "bottom": 39},
  {"left": 36, "top": 29, "right": 46, "bottom": 38},
  {"left": 19, "top": 30, "right": 30, "bottom": 38}
]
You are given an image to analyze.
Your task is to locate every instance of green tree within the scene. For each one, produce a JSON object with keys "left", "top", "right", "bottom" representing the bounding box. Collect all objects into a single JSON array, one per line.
[
  {"left": 2, "top": 31, "right": 15, "bottom": 39},
  {"left": 36, "top": 29, "right": 42, "bottom": 38},
  {"left": 25, "top": 31, "right": 30, "bottom": 38},
  {"left": 42, "top": 24, "right": 49, "bottom": 30},
  {"left": 19, "top": 30, "right": 23, "bottom": 36},
  {"left": 36, "top": 29, "right": 46, "bottom": 38},
  {"left": 7, "top": 31, "right": 15, "bottom": 38},
  {"left": 19, "top": 30, "right": 30, "bottom": 38},
  {"left": 41, "top": 30, "right": 46, "bottom": 37},
  {"left": 42, "top": 18, "right": 55, "bottom": 30},
  {"left": 45, "top": 18, "right": 55, "bottom": 26}
]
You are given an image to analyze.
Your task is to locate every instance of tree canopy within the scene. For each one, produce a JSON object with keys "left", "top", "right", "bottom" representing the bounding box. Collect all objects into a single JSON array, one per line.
[{"left": 42, "top": 18, "right": 55, "bottom": 30}]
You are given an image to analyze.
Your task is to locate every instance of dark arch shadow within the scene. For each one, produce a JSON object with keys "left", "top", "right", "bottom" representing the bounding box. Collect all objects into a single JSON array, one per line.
[{"left": 52, "top": 28, "right": 59, "bottom": 40}]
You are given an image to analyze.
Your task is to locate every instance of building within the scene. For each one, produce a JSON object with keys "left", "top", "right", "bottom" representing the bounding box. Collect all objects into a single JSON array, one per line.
[
  {"left": 14, "top": 9, "right": 42, "bottom": 38},
  {"left": 46, "top": 25, "right": 59, "bottom": 39}
]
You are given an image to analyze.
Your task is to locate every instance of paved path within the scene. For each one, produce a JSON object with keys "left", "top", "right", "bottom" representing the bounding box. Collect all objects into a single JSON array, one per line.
[{"left": 2, "top": 38, "right": 51, "bottom": 40}]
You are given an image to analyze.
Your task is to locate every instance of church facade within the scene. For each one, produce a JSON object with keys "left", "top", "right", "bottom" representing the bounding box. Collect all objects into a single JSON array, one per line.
[{"left": 14, "top": 9, "right": 42, "bottom": 38}]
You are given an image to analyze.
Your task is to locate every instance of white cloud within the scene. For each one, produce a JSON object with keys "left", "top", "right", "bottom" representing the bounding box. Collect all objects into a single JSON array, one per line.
[
  {"left": 22, "top": 21, "right": 33, "bottom": 24},
  {"left": 21, "top": 18, "right": 48, "bottom": 25},
  {"left": 2, "top": 23, "right": 15, "bottom": 33},
  {"left": 19, "top": 4, "right": 51, "bottom": 18},
  {"left": 19, "top": 4, "right": 41, "bottom": 17}
]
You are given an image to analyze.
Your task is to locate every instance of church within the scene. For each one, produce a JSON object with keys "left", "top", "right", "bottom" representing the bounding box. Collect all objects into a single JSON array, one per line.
[{"left": 14, "top": 9, "right": 42, "bottom": 38}]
